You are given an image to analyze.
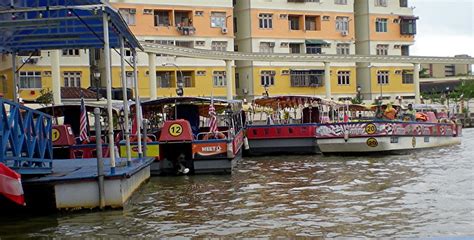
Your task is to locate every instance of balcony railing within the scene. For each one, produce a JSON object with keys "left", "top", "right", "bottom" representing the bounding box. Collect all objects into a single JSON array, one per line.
[{"left": 177, "top": 25, "right": 196, "bottom": 36}]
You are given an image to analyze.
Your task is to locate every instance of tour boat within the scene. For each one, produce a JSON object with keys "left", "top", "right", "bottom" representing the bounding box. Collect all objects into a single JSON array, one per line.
[
  {"left": 37, "top": 103, "right": 121, "bottom": 159},
  {"left": 124, "top": 97, "right": 245, "bottom": 175},
  {"left": 245, "top": 95, "right": 338, "bottom": 155},
  {"left": 316, "top": 104, "right": 462, "bottom": 154}
]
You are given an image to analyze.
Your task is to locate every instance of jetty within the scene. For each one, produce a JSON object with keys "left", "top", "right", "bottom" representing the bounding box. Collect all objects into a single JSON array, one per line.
[{"left": 0, "top": 0, "right": 151, "bottom": 212}]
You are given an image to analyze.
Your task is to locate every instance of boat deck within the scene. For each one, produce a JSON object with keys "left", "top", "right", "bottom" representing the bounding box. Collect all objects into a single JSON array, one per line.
[{"left": 24, "top": 157, "right": 154, "bottom": 184}]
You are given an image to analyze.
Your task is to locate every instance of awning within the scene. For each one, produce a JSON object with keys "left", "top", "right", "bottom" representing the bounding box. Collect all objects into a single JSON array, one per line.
[
  {"left": 0, "top": 0, "right": 142, "bottom": 52},
  {"left": 305, "top": 39, "right": 329, "bottom": 45},
  {"left": 399, "top": 15, "right": 419, "bottom": 20}
]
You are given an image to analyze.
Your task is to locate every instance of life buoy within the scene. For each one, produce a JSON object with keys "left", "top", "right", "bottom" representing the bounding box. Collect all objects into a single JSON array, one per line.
[{"left": 203, "top": 132, "right": 226, "bottom": 140}]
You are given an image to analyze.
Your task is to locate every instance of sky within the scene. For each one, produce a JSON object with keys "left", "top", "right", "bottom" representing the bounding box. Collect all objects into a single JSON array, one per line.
[{"left": 411, "top": 0, "right": 474, "bottom": 57}]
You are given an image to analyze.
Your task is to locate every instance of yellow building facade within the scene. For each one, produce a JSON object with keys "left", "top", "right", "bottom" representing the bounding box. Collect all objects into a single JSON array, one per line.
[{"left": 0, "top": 0, "right": 418, "bottom": 102}]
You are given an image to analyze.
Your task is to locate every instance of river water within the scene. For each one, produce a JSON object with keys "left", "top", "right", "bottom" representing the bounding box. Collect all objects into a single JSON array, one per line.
[{"left": 1, "top": 129, "right": 473, "bottom": 238}]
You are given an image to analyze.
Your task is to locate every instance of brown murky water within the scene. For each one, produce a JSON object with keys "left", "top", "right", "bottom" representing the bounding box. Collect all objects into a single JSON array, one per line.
[{"left": 1, "top": 129, "right": 473, "bottom": 238}]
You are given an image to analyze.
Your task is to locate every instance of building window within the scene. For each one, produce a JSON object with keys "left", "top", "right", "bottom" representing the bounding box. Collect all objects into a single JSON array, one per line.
[
  {"left": 305, "top": 16, "right": 319, "bottom": 31},
  {"left": 289, "top": 43, "right": 301, "bottom": 54},
  {"left": 259, "top": 42, "right": 275, "bottom": 53},
  {"left": 157, "top": 71, "right": 174, "bottom": 88},
  {"left": 259, "top": 13, "right": 273, "bottom": 29},
  {"left": 19, "top": 71, "right": 42, "bottom": 89},
  {"left": 118, "top": 8, "right": 136, "bottom": 25},
  {"left": 213, "top": 71, "right": 227, "bottom": 87},
  {"left": 288, "top": 15, "right": 301, "bottom": 30},
  {"left": 335, "top": 0, "right": 347, "bottom": 5},
  {"left": 211, "top": 12, "right": 226, "bottom": 28},
  {"left": 375, "top": 0, "right": 388, "bottom": 7},
  {"left": 63, "top": 71, "right": 81, "bottom": 87},
  {"left": 62, "top": 49, "right": 80, "bottom": 56},
  {"left": 175, "top": 41, "right": 194, "bottom": 48},
  {"left": 154, "top": 10, "right": 171, "bottom": 26},
  {"left": 401, "top": 45, "right": 410, "bottom": 56},
  {"left": 337, "top": 71, "right": 350, "bottom": 85},
  {"left": 290, "top": 70, "right": 324, "bottom": 87},
  {"left": 402, "top": 71, "right": 413, "bottom": 84},
  {"left": 306, "top": 44, "right": 322, "bottom": 54},
  {"left": 211, "top": 41, "right": 228, "bottom": 51},
  {"left": 376, "top": 44, "right": 389, "bottom": 55},
  {"left": 445, "top": 65, "right": 455, "bottom": 77},
  {"left": 400, "top": 18, "right": 417, "bottom": 35},
  {"left": 336, "top": 43, "right": 350, "bottom": 55},
  {"left": 335, "top": 16, "right": 349, "bottom": 32},
  {"left": 260, "top": 71, "right": 275, "bottom": 86},
  {"left": 180, "top": 71, "right": 194, "bottom": 88},
  {"left": 174, "top": 11, "right": 192, "bottom": 27},
  {"left": 377, "top": 71, "right": 389, "bottom": 85},
  {"left": 375, "top": 18, "right": 388, "bottom": 32},
  {"left": 400, "top": 0, "right": 408, "bottom": 7}
]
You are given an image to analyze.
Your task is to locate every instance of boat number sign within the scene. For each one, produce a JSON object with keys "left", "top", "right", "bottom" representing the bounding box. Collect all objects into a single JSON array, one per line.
[
  {"left": 366, "top": 137, "right": 378, "bottom": 147},
  {"left": 365, "top": 123, "right": 377, "bottom": 135},
  {"left": 52, "top": 129, "right": 60, "bottom": 142},
  {"left": 168, "top": 123, "right": 183, "bottom": 137}
]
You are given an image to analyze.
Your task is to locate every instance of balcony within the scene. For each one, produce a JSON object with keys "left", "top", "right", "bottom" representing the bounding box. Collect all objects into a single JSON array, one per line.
[
  {"left": 400, "top": 16, "right": 418, "bottom": 35},
  {"left": 177, "top": 25, "right": 196, "bottom": 35}
]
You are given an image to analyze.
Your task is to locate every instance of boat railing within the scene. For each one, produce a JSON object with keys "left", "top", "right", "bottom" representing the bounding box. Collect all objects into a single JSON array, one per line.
[{"left": 196, "top": 130, "right": 231, "bottom": 140}]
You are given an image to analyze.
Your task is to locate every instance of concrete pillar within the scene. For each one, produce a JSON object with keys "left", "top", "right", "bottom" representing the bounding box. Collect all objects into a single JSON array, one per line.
[
  {"left": 414, "top": 63, "right": 421, "bottom": 104},
  {"left": 324, "top": 62, "right": 331, "bottom": 99},
  {"left": 51, "top": 50, "right": 61, "bottom": 105},
  {"left": 148, "top": 53, "right": 157, "bottom": 100},
  {"left": 225, "top": 59, "right": 233, "bottom": 100}
]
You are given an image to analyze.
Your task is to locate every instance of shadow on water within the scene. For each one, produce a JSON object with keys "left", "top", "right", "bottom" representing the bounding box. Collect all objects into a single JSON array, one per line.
[{"left": 0, "top": 129, "right": 473, "bottom": 238}]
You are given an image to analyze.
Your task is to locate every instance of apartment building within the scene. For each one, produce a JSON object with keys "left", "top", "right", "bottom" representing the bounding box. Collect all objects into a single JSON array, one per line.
[
  {"left": 0, "top": 0, "right": 421, "bottom": 102},
  {"left": 355, "top": 0, "right": 418, "bottom": 101},
  {"left": 235, "top": 0, "right": 357, "bottom": 100},
  {"left": 0, "top": 0, "right": 235, "bottom": 101},
  {"left": 110, "top": 0, "right": 235, "bottom": 99},
  {"left": 0, "top": 50, "right": 92, "bottom": 101},
  {"left": 421, "top": 55, "right": 473, "bottom": 78}
]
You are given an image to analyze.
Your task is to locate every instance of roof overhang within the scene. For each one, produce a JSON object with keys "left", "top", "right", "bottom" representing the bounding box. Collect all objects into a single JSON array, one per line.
[{"left": 0, "top": 0, "right": 142, "bottom": 53}]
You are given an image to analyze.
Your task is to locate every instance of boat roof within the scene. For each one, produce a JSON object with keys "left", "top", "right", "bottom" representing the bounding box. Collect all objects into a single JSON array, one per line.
[
  {"left": 141, "top": 97, "right": 240, "bottom": 106},
  {"left": 347, "top": 104, "right": 372, "bottom": 111},
  {"left": 253, "top": 95, "right": 338, "bottom": 108},
  {"left": 412, "top": 104, "right": 448, "bottom": 111},
  {"left": 36, "top": 102, "right": 121, "bottom": 117},
  {"left": 140, "top": 97, "right": 242, "bottom": 117}
]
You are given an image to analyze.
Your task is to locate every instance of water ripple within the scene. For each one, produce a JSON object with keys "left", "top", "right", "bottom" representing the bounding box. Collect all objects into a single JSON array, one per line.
[{"left": 1, "top": 129, "right": 474, "bottom": 238}]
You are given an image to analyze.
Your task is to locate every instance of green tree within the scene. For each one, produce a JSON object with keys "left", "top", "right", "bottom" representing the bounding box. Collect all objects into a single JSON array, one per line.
[{"left": 36, "top": 88, "right": 54, "bottom": 106}]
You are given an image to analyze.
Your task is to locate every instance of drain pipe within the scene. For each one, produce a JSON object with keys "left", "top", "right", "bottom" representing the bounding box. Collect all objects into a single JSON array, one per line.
[{"left": 94, "top": 108, "right": 106, "bottom": 209}]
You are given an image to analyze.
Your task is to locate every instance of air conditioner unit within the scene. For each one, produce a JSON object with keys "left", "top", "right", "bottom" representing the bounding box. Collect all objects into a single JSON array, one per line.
[
  {"left": 281, "top": 70, "right": 290, "bottom": 75},
  {"left": 143, "top": 9, "right": 152, "bottom": 15},
  {"left": 393, "top": 19, "right": 400, "bottom": 24},
  {"left": 279, "top": 14, "right": 288, "bottom": 19},
  {"left": 268, "top": 42, "right": 275, "bottom": 47},
  {"left": 280, "top": 42, "right": 289, "bottom": 47},
  {"left": 394, "top": 45, "right": 401, "bottom": 49},
  {"left": 341, "top": 31, "right": 348, "bottom": 36},
  {"left": 129, "top": 9, "right": 136, "bottom": 14},
  {"left": 221, "top": 27, "right": 228, "bottom": 34},
  {"left": 195, "top": 11, "right": 204, "bottom": 16},
  {"left": 43, "top": 71, "right": 52, "bottom": 77},
  {"left": 395, "top": 70, "right": 402, "bottom": 75},
  {"left": 322, "top": 16, "right": 330, "bottom": 21}
]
